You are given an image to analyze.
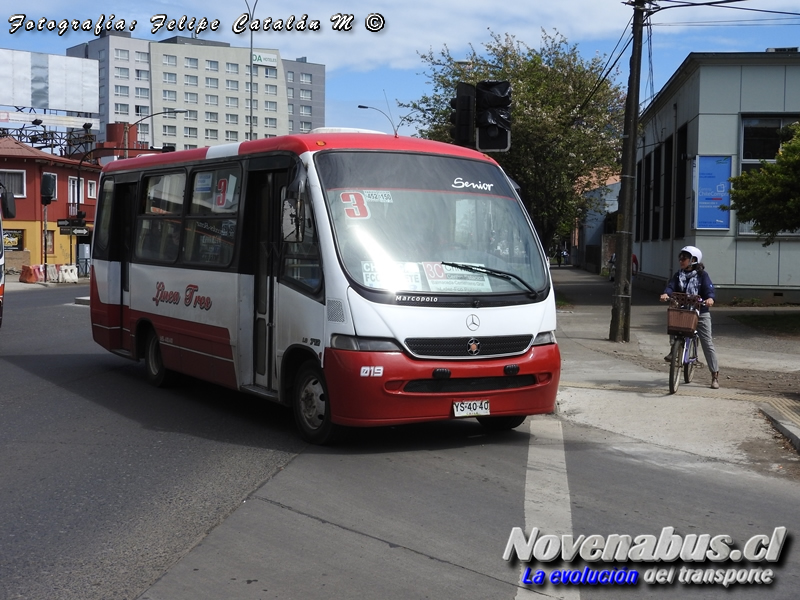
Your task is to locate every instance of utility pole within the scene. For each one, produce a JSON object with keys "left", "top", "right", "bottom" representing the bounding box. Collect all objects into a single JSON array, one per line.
[{"left": 609, "top": 0, "right": 648, "bottom": 342}]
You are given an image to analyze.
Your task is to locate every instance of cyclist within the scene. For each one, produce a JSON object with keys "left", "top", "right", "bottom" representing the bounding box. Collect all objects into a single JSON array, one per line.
[{"left": 659, "top": 245, "right": 720, "bottom": 389}]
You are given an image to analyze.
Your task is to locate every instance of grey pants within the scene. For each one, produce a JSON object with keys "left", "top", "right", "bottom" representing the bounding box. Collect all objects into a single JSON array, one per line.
[{"left": 696, "top": 312, "right": 719, "bottom": 373}]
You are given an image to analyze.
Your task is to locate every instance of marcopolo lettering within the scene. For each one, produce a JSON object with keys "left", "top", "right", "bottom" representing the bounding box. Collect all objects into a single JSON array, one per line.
[{"left": 395, "top": 295, "right": 438, "bottom": 303}]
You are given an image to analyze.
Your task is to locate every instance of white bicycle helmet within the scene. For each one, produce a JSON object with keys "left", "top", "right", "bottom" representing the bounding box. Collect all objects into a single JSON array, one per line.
[{"left": 680, "top": 245, "right": 702, "bottom": 265}]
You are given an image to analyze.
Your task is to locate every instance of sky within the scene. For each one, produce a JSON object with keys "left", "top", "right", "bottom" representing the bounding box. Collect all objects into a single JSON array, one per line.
[{"left": 2, "top": 1, "right": 800, "bottom": 135}]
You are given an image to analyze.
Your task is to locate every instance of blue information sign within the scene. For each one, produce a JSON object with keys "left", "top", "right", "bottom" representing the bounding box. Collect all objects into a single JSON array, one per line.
[{"left": 696, "top": 156, "right": 731, "bottom": 230}]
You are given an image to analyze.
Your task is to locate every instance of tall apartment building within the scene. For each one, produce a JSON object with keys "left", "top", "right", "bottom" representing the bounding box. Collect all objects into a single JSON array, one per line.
[{"left": 67, "top": 31, "right": 325, "bottom": 149}]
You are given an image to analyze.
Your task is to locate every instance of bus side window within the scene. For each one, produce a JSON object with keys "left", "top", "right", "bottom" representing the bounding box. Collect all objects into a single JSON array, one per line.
[
  {"left": 183, "top": 167, "right": 240, "bottom": 266},
  {"left": 134, "top": 172, "right": 186, "bottom": 263},
  {"left": 281, "top": 185, "right": 321, "bottom": 293}
]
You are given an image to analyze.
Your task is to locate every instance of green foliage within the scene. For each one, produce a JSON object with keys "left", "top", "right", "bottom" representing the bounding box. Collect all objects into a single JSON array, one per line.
[
  {"left": 400, "top": 31, "right": 626, "bottom": 249},
  {"left": 729, "top": 122, "right": 800, "bottom": 245}
]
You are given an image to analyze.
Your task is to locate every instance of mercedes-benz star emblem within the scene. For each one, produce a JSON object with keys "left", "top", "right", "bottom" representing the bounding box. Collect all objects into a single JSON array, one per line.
[
  {"left": 466, "top": 314, "right": 480, "bottom": 331},
  {"left": 467, "top": 338, "right": 481, "bottom": 356}
]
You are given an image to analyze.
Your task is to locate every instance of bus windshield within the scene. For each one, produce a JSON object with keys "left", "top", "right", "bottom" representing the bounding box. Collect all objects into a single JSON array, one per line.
[{"left": 316, "top": 151, "right": 548, "bottom": 297}]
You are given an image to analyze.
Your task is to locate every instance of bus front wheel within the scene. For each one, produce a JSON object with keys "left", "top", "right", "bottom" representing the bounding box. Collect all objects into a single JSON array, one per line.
[
  {"left": 293, "top": 361, "right": 338, "bottom": 445},
  {"left": 144, "top": 329, "right": 172, "bottom": 388}
]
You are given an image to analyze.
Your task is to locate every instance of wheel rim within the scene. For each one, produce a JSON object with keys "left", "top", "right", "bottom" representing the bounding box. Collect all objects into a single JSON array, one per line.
[
  {"left": 669, "top": 338, "right": 682, "bottom": 393},
  {"left": 298, "top": 375, "right": 326, "bottom": 431},
  {"left": 147, "top": 335, "right": 162, "bottom": 376}
]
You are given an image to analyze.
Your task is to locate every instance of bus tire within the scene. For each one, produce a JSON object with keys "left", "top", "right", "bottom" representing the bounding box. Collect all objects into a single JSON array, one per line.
[
  {"left": 144, "top": 329, "right": 172, "bottom": 388},
  {"left": 476, "top": 415, "right": 526, "bottom": 431},
  {"left": 293, "top": 361, "right": 338, "bottom": 445}
]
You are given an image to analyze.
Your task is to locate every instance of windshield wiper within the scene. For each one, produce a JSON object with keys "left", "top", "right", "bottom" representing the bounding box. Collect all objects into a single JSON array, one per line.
[{"left": 440, "top": 262, "right": 539, "bottom": 298}]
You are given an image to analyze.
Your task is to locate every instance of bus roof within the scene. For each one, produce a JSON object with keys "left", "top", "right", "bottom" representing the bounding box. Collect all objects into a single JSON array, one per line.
[{"left": 102, "top": 132, "right": 497, "bottom": 174}]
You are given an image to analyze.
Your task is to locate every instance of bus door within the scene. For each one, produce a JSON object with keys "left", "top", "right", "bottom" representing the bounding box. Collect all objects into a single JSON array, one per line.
[
  {"left": 247, "top": 158, "right": 293, "bottom": 391},
  {"left": 93, "top": 176, "right": 138, "bottom": 353}
]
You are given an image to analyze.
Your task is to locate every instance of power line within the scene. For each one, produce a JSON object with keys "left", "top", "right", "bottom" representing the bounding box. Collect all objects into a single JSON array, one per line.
[{"left": 654, "top": 0, "right": 800, "bottom": 18}]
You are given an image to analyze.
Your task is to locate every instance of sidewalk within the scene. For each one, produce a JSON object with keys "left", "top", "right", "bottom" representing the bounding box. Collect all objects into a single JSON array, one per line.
[{"left": 550, "top": 265, "right": 800, "bottom": 453}]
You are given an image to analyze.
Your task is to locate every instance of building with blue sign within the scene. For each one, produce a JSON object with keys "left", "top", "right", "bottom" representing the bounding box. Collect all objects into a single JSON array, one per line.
[{"left": 633, "top": 49, "right": 800, "bottom": 303}]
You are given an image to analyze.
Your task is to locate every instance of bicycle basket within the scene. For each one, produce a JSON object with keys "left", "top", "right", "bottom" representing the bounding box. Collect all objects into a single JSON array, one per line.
[{"left": 667, "top": 307, "right": 698, "bottom": 335}]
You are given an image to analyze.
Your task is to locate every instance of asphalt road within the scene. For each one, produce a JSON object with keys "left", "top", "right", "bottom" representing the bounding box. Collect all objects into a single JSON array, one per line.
[{"left": 1, "top": 283, "right": 799, "bottom": 600}]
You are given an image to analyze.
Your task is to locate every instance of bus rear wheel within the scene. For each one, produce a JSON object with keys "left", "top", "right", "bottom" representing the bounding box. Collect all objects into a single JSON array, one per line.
[
  {"left": 293, "top": 361, "right": 338, "bottom": 445},
  {"left": 144, "top": 329, "right": 172, "bottom": 388}
]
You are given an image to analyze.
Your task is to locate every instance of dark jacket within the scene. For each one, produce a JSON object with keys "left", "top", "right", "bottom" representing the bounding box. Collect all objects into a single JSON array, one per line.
[{"left": 664, "top": 269, "right": 715, "bottom": 314}]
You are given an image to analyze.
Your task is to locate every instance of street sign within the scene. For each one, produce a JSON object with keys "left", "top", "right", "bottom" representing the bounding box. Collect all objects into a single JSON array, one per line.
[
  {"left": 71, "top": 228, "right": 90, "bottom": 236},
  {"left": 60, "top": 227, "right": 72, "bottom": 235},
  {"left": 57, "top": 219, "right": 71, "bottom": 226}
]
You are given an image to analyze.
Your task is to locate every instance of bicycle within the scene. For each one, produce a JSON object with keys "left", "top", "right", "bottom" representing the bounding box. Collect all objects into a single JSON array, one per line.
[{"left": 664, "top": 292, "right": 704, "bottom": 394}]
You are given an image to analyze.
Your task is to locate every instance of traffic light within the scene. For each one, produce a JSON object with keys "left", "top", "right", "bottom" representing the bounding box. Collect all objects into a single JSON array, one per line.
[
  {"left": 41, "top": 173, "right": 56, "bottom": 206},
  {"left": 449, "top": 82, "right": 476, "bottom": 147},
  {"left": 75, "top": 210, "right": 86, "bottom": 227},
  {"left": 475, "top": 81, "right": 511, "bottom": 152}
]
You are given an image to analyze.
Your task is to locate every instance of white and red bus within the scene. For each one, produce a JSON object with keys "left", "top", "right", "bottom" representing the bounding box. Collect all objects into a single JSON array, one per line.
[
  {"left": 0, "top": 184, "right": 17, "bottom": 328},
  {"left": 90, "top": 131, "right": 560, "bottom": 443}
]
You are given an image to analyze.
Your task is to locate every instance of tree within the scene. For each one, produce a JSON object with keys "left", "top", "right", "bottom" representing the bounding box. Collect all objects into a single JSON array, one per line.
[
  {"left": 401, "top": 31, "right": 626, "bottom": 249},
  {"left": 728, "top": 122, "right": 800, "bottom": 245}
]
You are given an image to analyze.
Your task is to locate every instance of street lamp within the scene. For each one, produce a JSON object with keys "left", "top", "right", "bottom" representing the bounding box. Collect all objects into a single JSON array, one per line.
[
  {"left": 245, "top": 0, "right": 259, "bottom": 140},
  {"left": 124, "top": 109, "right": 187, "bottom": 158}
]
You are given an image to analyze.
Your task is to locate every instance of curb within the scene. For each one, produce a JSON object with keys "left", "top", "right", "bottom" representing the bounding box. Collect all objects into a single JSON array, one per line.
[{"left": 759, "top": 403, "right": 800, "bottom": 453}]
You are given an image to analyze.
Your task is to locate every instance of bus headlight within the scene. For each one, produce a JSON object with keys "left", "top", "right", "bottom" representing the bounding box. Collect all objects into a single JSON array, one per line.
[
  {"left": 330, "top": 334, "right": 403, "bottom": 352},
  {"left": 532, "top": 331, "right": 556, "bottom": 346}
]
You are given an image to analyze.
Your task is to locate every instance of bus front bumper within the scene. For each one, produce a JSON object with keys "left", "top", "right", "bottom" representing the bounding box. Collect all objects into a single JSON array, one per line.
[{"left": 323, "top": 344, "right": 561, "bottom": 427}]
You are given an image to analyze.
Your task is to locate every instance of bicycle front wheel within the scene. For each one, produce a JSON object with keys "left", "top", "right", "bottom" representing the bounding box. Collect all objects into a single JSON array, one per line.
[
  {"left": 669, "top": 337, "right": 684, "bottom": 394},
  {"left": 684, "top": 336, "right": 698, "bottom": 383}
]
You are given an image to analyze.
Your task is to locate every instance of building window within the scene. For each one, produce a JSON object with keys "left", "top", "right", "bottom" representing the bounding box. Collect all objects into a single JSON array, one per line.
[
  {"left": 205, "top": 94, "right": 218, "bottom": 106},
  {"left": 226, "top": 80, "right": 239, "bottom": 91},
  {"left": 114, "top": 85, "right": 129, "bottom": 97},
  {"left": 163, "top": 125, "right": 177, "bottom": 137},
  {"left": 135, "top": 106, "right": 150, "bottom": 118},
  {"left": 265, "top": 101, "right": 277, "bottom": 112},
  {"left": 245, "top": 98, "right": 258, "bottom": 110},
  {"left": 300, "top": 105, "right": 312, "bottom": 116},
  {"left": 265, "top": 118, "right": 278, "bottom": 129},
  {"left": 0, "top": 170, "right": 25, "bottom": 197},
  {"left": 184, "top": 110, "right": 198, "bottom": 121},
  {"left": 288, "top": 120, "right": 293, "bottom": 132},
  {"left": 68, "top": 177, "right": 84, "bottom": 204},
  {"left": 114, "top": 103, "right": 129, "bottom": 115},
  {"left": 225, "top": 97, "right": 239, "bottom": 109},
  {"left": 114, "top": 67, "right": 129, "bottom": 80},
  {"left": 205, "top": 129, "right": 218, "bottom": 140},
  {"left": 185, "top": 75, "right": 198, "bottom": 87},
  {"left": 184, "top": 144, "right": 198, "bottom": 150},
  {"left": 163, "top": 108, "right": 180, "bottom": 119},
  {"left": 163, "top": 54, "right": 177, "bottom": 66},
  {"left": 205, "top": 77, "right": 218, "bottom": 89},
  {"left": 245, "top": 82, "right": 258, "bottom": 94},
  {"left": 300, "top": 89, "right": 312, "bottom": 101},
  {"left": 300, "top": 121, "right": 312, "bottom": 133},
  {"left": 206, "top": 60, "right": 219, "bottom": 71},
  {"left": 88, "top": 180, "right": 97, "bottom": 199},
  {"left": 114, "top": 48, "right": 129, "bottom": 61},
  {"left": 135, "top": 87, "right": 150, "bottom": 99},
  {"left": 185, "top": 92, "right": 199, "bottom": 104},
  {"left": 226, "top": 62, "right": 239, "bottom": 74},
  {"left": 225, "top": 130, "right": 239, "bottom": 142},
  {"left": 205, "top": 112, "right": 218, "bottom": 123},
  {"left": 163, "top": 90, "right": 177, "bottom": 102},
  {"left": 163, "top": 72, "right": 177, "bottom": 85},
  {"left": 265, "top": 84, "right": 278, "bottom": 96},
  {"left": 287, "top": 104, "right": 294, "bottom": 115},
  {"left": 287, "top": 88, "right": 294, "bottom": 99},
  {"left": 246, "top": 65, "right": 258, "bottom": 76},
  {"left": 300, "top": 73, "right": 312, "bottom": 84},
  {"left": 246, "top": 115, "right": 257, "bottom": 127},
  {"left": 137, "top": 123, "right": 150, "bottom": 139},
  {"left": 185, "top": 57, "right": 198, "bottom": 70},
  {"left": 225, "top": 114, "right": 239, "bottom": 125},
  {"left": 135, "top": 69, "right": 149, "bottom": 81},
  {"left": 135, "top": 51, "right": 149, "bottom": 63},
  {"left": 184, "top": 127, "right": 198, "bottom": 139},
  {"left": 287, "top": 71, "right": 294, "bottom": 82},
  {"left": 264, "top": 67, "right": 277, "bottom": 79}
]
